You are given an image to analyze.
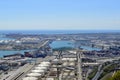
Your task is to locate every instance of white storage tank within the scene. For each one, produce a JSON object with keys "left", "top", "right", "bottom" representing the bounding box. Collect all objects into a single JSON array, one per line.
[
  {"left": 70, "top": 72, "right": 75, "bottom": 76},
  {"left": 27, "top": 73, "right": 42, "bottom": 77},
  {"left": 41, "top": 61, "right": 50, "bottom": 63},
  {"left": 52, "top": 68, "right": 57, "bottom": 71},
  {"left": 62, "top": 62, "right": 68, "bottom": 66},
  {"left": 22, "top": 77, "right": 38, "bottom": 80},
  {"left": 69, "top": 62, "right": 75, "bottom": 66},
  {"left": 69, "top": 51, "right": 77, "bottom": 54},
  {"left": 46, "top": 78, "right": 54, "bottom": 80},
  {"left": 69, "top": 58, "right": 77, "bottom": 61},
  {"left": 38, "top": 64, "right": 49, "bottom": 67},
  {"left": 53, "top": 59, "right": 59, "bottom": 62},
  {"left": 64, "top": 69, "right": 71, "bottom": 72},
  {"left": 35, "top": 66, "right": 47, "bottom": 70},
  {"left": 31, "top": 70, "right": 45, "bottom": 73},
  {"left": 62, "top": 58, "right": 77, "bottom": 61},
  {"left": 52, "top": 65, "right": 57, "bottom": 67},
  {"left": 61, "top": 58, "right": 68, "bottom": 61},
  {"left": 63, "top": 72, "right": 68, "bottom": 76},
  {"left": 41, "top": 62, "right": 51, "bottom": 65}
]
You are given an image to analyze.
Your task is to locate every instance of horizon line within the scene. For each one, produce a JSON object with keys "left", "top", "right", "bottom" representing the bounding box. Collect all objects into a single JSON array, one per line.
[{"left": 0, "top": 29, "right": 120, "bottom": 31}]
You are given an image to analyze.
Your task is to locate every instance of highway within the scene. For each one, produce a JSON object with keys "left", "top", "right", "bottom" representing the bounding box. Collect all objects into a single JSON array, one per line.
[
  {"left": 1, "top": 63, "right": 35, "bottom": 80},
  {"left": 77, "top": 51, "right": 82, "bottom": 80},
  {"left": 92, "top": 64, "right": 103, "bottom": 80},
  {"left": 85, "top": 69, "right": 92, "bottom": 80},
  {"left": 39, "top": 40, "right": 49, "bottom": 48}
]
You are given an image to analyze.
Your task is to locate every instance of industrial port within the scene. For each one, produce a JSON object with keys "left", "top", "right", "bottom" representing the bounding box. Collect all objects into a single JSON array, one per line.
[{"left": 0, "top": 33, "right": 120, "bottom": 80}]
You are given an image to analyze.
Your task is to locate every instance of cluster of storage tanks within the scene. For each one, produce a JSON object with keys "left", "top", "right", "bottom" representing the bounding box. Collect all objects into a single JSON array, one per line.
[
  {"left": 62, "top": 58, "right": 77, "bottom": 78},
  {"left": 22, "top": 61, "right": 51, "bottom": 80},
  {"left": 52, "top": 58, "right": 77, "bottom": 79},
  {"left": 22, "top": 57, "right": 77, "bottom": 80}
]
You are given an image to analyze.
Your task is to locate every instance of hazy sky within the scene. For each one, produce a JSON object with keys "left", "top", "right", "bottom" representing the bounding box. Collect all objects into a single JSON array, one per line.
[{"left": 0, "top": 0, "right": 120, "bottom": 30}]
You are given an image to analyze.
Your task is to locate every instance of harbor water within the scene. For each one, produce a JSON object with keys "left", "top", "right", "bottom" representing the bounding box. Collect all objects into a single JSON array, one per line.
[
  {"left": 50, "top": 40, "right": 75, "bottom": 49},
  {"left": 0, "top": 50, "right": 33, "bottom": 58},
  {"left": 50, "top": 40, "right": 101, "bottom": 51}
]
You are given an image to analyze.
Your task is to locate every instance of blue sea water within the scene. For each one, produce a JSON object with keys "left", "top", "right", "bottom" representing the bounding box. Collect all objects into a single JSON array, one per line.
[
  {"left": 50, "top": 40, "right": 101, "bottom": 51},
  {"left": 50, "top": 40, "right": 75, "bottom": 49},
  {"left": 0, "top": 50, "right": 35, "bottom": 58},
  {"left": 0, "top": 30, "right": 120, "bottom": 34},
  {"left": 0, "top": 50, "right": 30, "bottom": 57},
  {"left": 80, "top": 46, "right": 101, "bottom": 51}
]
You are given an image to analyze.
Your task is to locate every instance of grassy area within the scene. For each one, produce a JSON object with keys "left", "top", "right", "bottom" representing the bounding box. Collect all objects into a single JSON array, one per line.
[
  {"left": 88, "top": 66, "right": 98, "bottom": 80},
  {"left": 100, "top": 72, "right": 113, "bottom": 80},
  {"left": 99, "top": 63, "right": 119, "bottom": 80}
]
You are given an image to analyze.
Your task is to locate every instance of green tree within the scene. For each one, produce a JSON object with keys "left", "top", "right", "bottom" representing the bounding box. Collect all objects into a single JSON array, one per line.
[{"left": 111, "top": 71, "right": 120, "bottom": 80}]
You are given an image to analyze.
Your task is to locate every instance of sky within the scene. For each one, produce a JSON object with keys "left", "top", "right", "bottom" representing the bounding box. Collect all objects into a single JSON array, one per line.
[{"left": 0, "top": 0, "right": 120, "bottom": 30}]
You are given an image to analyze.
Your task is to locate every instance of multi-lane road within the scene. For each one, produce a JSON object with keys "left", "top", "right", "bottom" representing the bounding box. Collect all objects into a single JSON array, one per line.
[
  {"left": 77, "top": 51, "right": 82, "bottom": 80},
  {"left": 1, "top": 63, "right": 34, "bottom": 80}
]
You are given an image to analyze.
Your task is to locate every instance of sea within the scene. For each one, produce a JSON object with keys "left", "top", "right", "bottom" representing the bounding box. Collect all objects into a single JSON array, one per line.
[
  {"left": 0, "top": 30, "right": 120, "bottom": 34},
  {"left": 50, "top": 40, "right": 75, "bottom": 49}
]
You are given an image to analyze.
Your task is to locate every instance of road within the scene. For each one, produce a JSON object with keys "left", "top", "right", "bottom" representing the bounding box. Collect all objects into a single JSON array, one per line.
[
  {"left": 39, "top": 40, "right": 49, "bottom": 48},
  {"left": 92, "top": 64, "right": 103, "bottom": 80},
  {"left": 77, "top": 51, "right": 82, "bottom": 80},
  {"left": 1, "top": 63, "right": 34, "bottom": 80},
  {"left": 85, "top": 69, "right": 92, "bottom": 80}
]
